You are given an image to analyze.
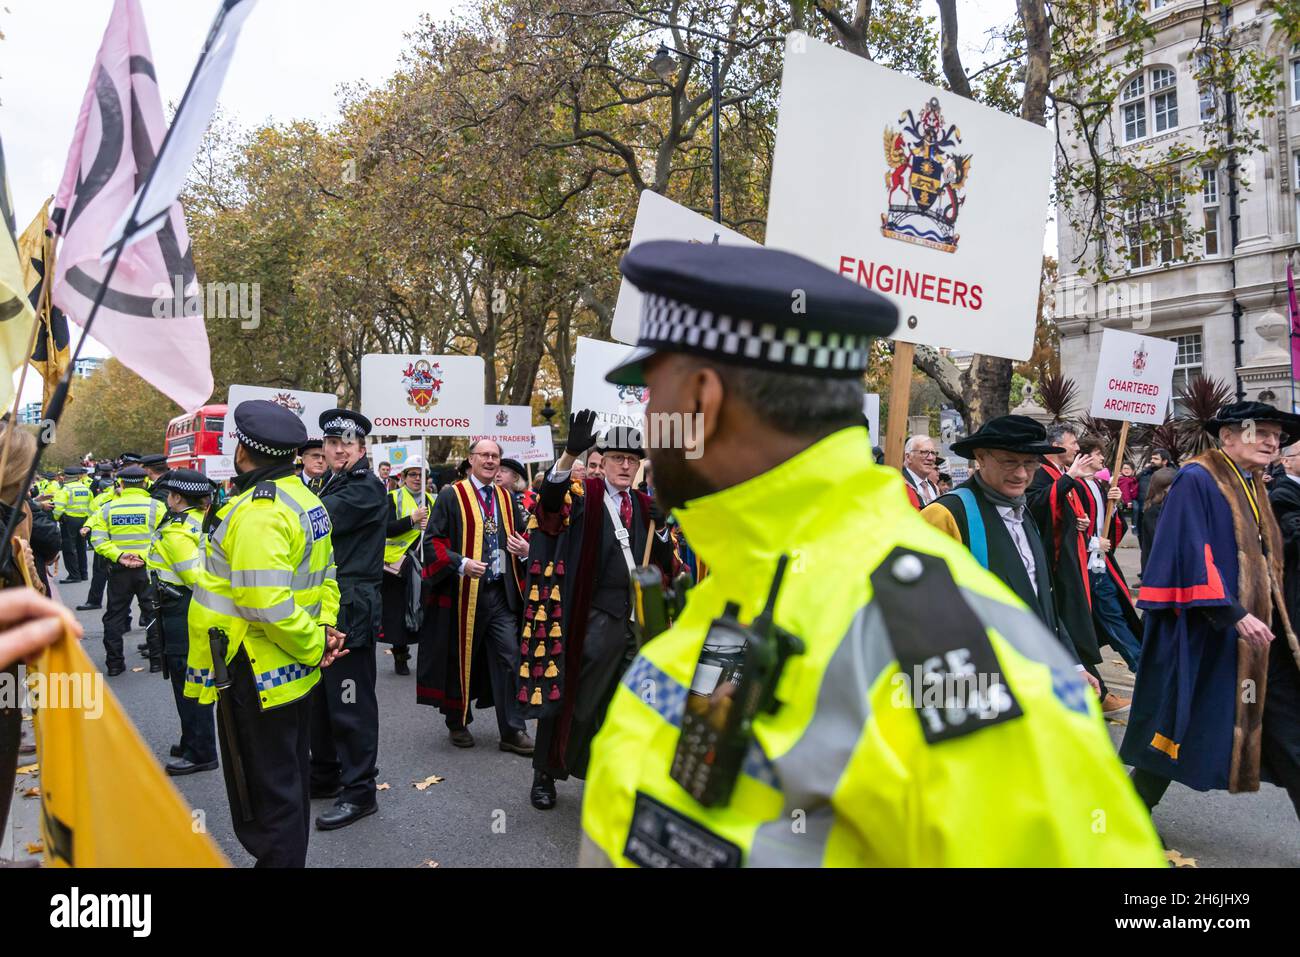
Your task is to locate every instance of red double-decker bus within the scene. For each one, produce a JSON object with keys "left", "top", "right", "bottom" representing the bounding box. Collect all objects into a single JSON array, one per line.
[{"left": 164, "top": 404, "right": 228, "bottom": 473}]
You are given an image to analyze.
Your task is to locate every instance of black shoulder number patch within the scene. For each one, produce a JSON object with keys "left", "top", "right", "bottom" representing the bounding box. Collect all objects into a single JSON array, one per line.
[
  {"left": 624, "top": 792, "right": 742, "bottom": 868},
  {"left": 252, "top": 482, "right": 277, "bottom": 502},
  {"left": 870, "top": 546, "right": 1023, "bottom": 745}
]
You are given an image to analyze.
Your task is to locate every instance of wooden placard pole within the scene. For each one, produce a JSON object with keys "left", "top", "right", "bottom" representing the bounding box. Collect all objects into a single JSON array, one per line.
[
  {"left": 884, "top": 341, "right": 915, "bottom": 470},
  {"left": 1100, "top": 419, "right": 1130, "bottom": 537}
]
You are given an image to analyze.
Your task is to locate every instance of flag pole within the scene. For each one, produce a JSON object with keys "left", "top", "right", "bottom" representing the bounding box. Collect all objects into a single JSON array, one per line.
[
  {"left": 1, "top": 2, "right": 240, "bottom": 573},
  {"left": 1289, "top": 254, "right": 1298, "bottom": 415}
]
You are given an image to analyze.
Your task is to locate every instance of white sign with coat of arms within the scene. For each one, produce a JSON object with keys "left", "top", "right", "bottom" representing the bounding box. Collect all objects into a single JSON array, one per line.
[
  {"left": 361, "top": 354, "right": 485, "bottom": 436},
  {"left": 470, "top": 405, "right": 534, "bottom": 459},
  {"left": 221, "top": 385, "right": 340, "bottom": 455},
  {"left": 570, "top": 336, "right": 648, "bottom": 432},
  {"left": 521, "top": 426, "right": 555, "bottom": 465},
  {"left": 765, "top": 33, "right": 1053, "bottom": 360},
  {"left": 1088, "top": 329, "right": 1177, "bottom": 426}
]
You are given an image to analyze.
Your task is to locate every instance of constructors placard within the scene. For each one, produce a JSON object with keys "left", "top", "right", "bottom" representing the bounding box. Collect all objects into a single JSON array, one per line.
[
  {"left": 360, "top": 355, "right": 485, "bottom": 436},
  {"left": 766, "top": 33, "right": 1053, "bottom": 360},
  {"left": 1088, "top": 329, "right": 1177, "bottom": 425}
]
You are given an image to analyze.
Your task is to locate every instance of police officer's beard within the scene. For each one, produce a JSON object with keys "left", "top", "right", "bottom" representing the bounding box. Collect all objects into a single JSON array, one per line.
[{"left": 648, "top": 445, "right": 717, "bottom": 514}]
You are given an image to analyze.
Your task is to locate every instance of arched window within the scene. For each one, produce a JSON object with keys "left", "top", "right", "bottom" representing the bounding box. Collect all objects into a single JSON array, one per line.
[{"left": 1120, "top": 67, "right": 1179, "bottom": 143}]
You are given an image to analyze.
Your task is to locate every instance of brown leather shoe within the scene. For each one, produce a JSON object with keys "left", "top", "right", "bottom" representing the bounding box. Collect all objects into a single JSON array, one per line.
[
  {"left": 449, "top": 727, "right": 475, "bottom": 748},
  {"left": 500, "top": 730, "right": 535, "bottom": 756},
  {"left": 1101, "top": 692, "right": 1131, "bottom": 717}
]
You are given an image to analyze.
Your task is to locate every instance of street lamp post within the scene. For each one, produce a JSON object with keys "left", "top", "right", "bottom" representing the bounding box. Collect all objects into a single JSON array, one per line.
[{"left": 650, "top": 43, "right": 722, "bottom": 224}]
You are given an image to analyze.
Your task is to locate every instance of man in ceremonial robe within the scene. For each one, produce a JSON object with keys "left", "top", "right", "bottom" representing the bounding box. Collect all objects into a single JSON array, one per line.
[
  {"left": 922, "top": 415, "right": 1099, "bottom": 694},
  {"left": 1122, "top": 402, "right": 1300, "bottom": 819},
  {"left": 1072, "top": 437, "right": 1142, "bottom": 673},
  {"left": 518, "top": 413, "right": 677, "bottom": 810},
  {"left": 1027, "top": 424, "right": 1130, "bottom": 716},
  {"left": 416, "top": 439, "right": 533, "bottom": 754}
]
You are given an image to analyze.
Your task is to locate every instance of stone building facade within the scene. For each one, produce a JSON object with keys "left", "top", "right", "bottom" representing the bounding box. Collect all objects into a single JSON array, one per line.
[{"left": 1055, "top": 0, "right": 1300, "bottom": 414}]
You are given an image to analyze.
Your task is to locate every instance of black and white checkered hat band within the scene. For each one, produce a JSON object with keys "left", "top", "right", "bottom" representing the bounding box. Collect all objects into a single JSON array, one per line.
[
  {"left": 637, "top": 293, "right": 872, "bottom": 374},
  {"left": 235, "top": 428, "right": 297, "bottom": 457},
  {"left": 322, "top": 417, "right": 363, "bottom": 436},
  {"left": 167, "top": 479, "right": 211, "bottom": 494}
]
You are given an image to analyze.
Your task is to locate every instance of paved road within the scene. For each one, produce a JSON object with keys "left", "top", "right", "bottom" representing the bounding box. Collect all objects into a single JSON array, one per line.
[
  {"left": 11, "top": 575, "right": 584, "bottom": 868},
  {"left": 7, "top": 540, "right": 1297, "bottom": 867}
]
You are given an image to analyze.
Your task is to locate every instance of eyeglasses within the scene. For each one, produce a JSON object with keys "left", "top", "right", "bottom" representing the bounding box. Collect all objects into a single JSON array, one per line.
[{"left": 472, "top": 452, "right": 500, "bottom": 460}]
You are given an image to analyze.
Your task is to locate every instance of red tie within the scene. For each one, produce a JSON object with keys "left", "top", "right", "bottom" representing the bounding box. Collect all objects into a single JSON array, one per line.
[{"left": 619, "top": 490, "right": 632, "bottom": 529}]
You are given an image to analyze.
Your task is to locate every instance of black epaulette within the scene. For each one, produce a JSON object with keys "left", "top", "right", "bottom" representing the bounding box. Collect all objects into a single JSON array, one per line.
[
  {"left": 870, "top": 546, "right": 1024, "bottom": 744},
  {"left": 252, "top": 482, "right": 277, "bottom": 502}
]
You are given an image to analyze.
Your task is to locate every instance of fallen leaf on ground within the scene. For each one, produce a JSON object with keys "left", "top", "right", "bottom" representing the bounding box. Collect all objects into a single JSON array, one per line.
[
  {"left": 22, "top": 787, "right": 39, "bottom": 798},
  {"left": 25, "top": 841, "right": 43, "bottom": 855},
  {"left": 422, "top": 860, "right": 440, "bottom": 867},
  {"left": 15, "top": 763, "right": 37, "bottom": 775},
  {"left": 412, "top": 774, "right": 444, "bottom": 791},
  {"left": 131, "top": 667, "right": 144, "bottom": 673},
  {"left": 384, "top": 648, "right": 393, "bottom": 655},
  {"left": 376, "top": 782, "right": 390, "bottom": 791},
  {"left": 1166, "top": 849, "right": 1198, "bottom": 868}
]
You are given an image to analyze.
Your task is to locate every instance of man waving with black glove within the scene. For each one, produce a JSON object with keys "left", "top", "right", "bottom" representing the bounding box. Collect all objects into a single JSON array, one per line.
[{"left": 521, "top": 410, "right": 677, "bottom": 810}]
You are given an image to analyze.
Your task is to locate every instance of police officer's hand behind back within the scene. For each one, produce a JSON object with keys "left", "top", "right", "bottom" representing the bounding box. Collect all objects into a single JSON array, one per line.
[
  {"left": 565, "top": 409, "right": 599, "bottom": 456},
  {"left": 321, "top": 625, "right": 349, "bottom": 667}
]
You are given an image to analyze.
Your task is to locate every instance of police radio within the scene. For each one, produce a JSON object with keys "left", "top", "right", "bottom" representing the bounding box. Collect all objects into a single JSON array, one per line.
[{"left": 670, "top": 555, "right": 803, "bottom": 808}]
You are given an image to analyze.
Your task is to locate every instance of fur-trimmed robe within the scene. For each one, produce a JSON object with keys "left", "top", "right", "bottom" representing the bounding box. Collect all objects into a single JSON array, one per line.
[{"left": 1120, "top": 451, "right": 1300, "bottom": 792}]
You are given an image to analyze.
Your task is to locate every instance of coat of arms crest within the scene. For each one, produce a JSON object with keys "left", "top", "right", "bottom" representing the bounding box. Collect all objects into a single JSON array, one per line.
[
  {"left": 270, "top": 392, "right": 305, "bottom": 416},
  {"left": 881, "top": 97, "right": 972, "bottom": 254},
  {"left": 616, "top": 384, "right": 649, "bottom": 405},
  {"left": 401, "top": 359, "right": 443, "bottom": 412},
  {"left": 495, "top": 408, "right": 510, "bottom": 428},
  {"left": 1132, "top": 343, "right": 1148, "bottom": 376}
]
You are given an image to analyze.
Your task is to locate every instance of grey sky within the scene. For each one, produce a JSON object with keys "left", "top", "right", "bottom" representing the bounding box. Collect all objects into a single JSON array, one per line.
[{"left": 1, "top": 0, "right": 1022, "bottom": 410}]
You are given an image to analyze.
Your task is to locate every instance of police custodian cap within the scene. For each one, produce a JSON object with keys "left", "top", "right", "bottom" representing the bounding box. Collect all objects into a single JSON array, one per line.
[
  {"left": 607, "top": 240, "right": 898, "bottom": 386},
  {"left": 139, "top": 453, "right": 168, "bottom": 468},
  {"left": 156, "top": 468, "right": 214, "bottom": 496},
  {"left": 234, "top": 399, "right": 309, "bottom": 457},
  {"left": 320, "top": 408, "right": 372, "bottom": 439},
  {"left": 116, "top": 466, "right": 148, "bottom": 484}
]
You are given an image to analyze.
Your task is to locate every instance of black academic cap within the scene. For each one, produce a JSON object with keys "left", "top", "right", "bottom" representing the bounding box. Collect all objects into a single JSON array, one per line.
[{"left": 951, "top": 414, "right": 1065, "bottom": 459}]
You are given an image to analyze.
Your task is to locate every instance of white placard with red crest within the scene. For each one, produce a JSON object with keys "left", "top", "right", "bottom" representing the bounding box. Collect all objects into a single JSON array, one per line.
[{"left": 1088, "top": 329, "right": 1177, "bottom": 425}]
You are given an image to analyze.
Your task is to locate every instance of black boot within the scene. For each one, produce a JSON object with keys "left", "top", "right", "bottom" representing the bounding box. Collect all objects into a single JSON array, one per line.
[{"left": 530, "top": 771, "right": 556, "bottom": 810}]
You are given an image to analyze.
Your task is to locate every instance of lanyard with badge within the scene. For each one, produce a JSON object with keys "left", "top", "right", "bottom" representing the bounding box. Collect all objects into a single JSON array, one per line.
[{"left": 476, "top": 483, "right": 505, "bottom": 577}]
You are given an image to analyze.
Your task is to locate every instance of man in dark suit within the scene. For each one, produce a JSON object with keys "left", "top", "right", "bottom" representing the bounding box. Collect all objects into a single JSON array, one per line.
[
  {"left": 416, "top": 439, "right": 533, "bottom": 754},
  {"left": 922, "top": 415, "right": 1100, "bottom": 696},
  {"left": 521, "top": 411, "right": 676, "bottom": 810}
]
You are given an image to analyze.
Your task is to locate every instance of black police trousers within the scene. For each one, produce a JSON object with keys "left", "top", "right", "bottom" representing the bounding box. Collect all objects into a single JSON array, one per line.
[
  {"left": 161, "top": 595, "right": 216, "bottom": 764},
  {"left": 218, "top": 645, "right": 312, "bottom": 868},
  {"left": 59, "top": 516, "right": 87, "bottom": 580},
  {"left": 86, "top": 552, "right": 109, "bottom": 605},
  {"left": 309, "top": 643, "right": 379, "bottom": 807},
  {"left": 103, "top": 564, "right": 158, "bottom": 670}
]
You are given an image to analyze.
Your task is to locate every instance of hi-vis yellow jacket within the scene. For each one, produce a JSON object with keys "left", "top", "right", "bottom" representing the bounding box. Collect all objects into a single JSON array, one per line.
[
  {"left": 580, "top": 427, "right": 1165, "bottom": 867},
  {"left": 187, "top": 475, "right": 339, "bottom": 710},
  {"left": 87, "top": 487, "right": 165, "bottom": 563},
  {"left": 384, "top": 485, "right": 435, "bottom": 564},
  {"left": 148, "top": 508, "right": 205, "bottom": 587},
  {"left": 53, "top": 477, "right": 93, "bottom": 520}
]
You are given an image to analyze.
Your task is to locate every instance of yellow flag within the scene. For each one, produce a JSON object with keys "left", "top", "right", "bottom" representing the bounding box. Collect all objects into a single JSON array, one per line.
[
  {"left": 0, "top": 135, "right": 37, "bottom": 413},
  {"left": 28, "top": 625, "right": 229, "bottom": 867},
  {"left": 18, "top": 199, "right": 71, "bottom": 415}
]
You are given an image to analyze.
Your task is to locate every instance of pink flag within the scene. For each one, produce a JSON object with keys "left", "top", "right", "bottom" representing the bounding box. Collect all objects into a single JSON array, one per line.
[{"left": 51, "top": 0, "right": 213, "bottom": 412}]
